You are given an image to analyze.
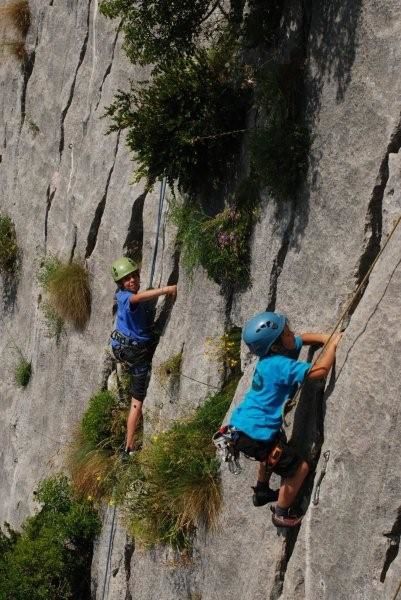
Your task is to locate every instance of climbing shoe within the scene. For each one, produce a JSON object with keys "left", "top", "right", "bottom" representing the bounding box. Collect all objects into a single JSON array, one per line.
[
  {"left": 271, "top": 505, "right": 303, "bottom": 528},
  {"left": 252, "top": 482, "right": 279, "bottom": 507}
]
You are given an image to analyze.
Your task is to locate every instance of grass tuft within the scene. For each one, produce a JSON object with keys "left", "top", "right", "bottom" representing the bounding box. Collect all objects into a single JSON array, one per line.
[
  {"left": 38, "top": 258, "right": 92, "bottom": 331},
  {"left": 14, "top": 357, "right": 31, "bottom": 387},
  {"left": 0, "top": 1, "right": 31, "bottom": 37}
]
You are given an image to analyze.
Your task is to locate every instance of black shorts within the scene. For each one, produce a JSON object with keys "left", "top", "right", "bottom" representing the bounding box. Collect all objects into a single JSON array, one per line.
[
  {"left": 112, "top": 344, "right": 155, "bottom": 402},
  {"left": 234, "top": 431, "right": 302, "bottom": 479}
]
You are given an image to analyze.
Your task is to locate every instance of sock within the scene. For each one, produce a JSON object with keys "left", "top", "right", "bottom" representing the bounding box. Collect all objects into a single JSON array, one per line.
[
  {"left": 255, "top": 480, "right": 270, "bottom": 489},
  {"left": 275, "top": 505, "right": 290, "bottom": 517}
]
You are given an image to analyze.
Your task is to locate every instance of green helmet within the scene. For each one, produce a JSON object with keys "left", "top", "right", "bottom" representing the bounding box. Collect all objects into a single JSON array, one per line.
[{"left": 111, "top": 257, "right": 138, "bottom": 282}]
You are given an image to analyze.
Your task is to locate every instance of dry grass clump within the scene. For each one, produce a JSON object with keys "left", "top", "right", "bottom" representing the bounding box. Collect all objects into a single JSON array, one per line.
[
  {"left": 0, "top": 0, "right": 31, "bottom": 37},
  {"left": 0, "top": 40, "right": 27, "bottom": 60},
  {"left": 38, "top": 257, "right": 92, "bottom": 331}
]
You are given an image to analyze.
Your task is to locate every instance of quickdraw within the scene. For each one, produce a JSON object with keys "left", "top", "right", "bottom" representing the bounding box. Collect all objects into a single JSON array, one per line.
[{"left": 212, "top": 426, "right": 242, "bottom": 475}]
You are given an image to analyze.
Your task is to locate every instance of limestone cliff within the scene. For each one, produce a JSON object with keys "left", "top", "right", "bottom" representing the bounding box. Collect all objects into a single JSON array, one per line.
[{"left": 1, "top": 1, "right": 401, "bottom": 598}]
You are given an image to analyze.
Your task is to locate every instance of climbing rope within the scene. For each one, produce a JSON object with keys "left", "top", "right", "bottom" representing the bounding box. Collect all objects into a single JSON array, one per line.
[
  {"left": 392, "top": 578, "right": 401, "bottom": 600},
  {"left": 148, "top": 177, "right": 167, "bottom": 289},
  {"left": 285, "top": 213, "right": 401, "bottom": 417},
  {"left": 100, "top": 503, "right": 118, "bottom": 600}
]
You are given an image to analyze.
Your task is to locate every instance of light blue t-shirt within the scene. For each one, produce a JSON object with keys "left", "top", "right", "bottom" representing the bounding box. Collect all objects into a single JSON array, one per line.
[
  {"left": 229, "top": 336, "right": 311, "bottom": 441},
  {"left": 111, "top": 290, "right": 153, "bottom": 347}
]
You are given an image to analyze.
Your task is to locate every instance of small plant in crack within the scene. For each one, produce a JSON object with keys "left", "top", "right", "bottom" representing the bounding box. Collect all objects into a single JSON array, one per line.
[
  {"left": 26, "top": 117, "right": 40, "bottom": 136},
  {"left": 205, "top": 327, "right": 241, "bottom": 378},
  {"left": 0, "top": 214, "right": 19, "bottom": 276},
  {"left": 156, "top": 352, "right": 182, "bottom": 387},
  {"left": 38, "top": 256, "right": 92, "bottom": 331},
  {"left": 14, "top": 356, "right": 32, "bottom": 388}
]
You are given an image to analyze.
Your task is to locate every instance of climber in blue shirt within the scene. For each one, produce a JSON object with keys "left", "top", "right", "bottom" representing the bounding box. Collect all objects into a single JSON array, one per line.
[
  {"left": 110, "top": 257, "right": 177, "bottom": 455},
  {"left": 229, "top": 311, "right": 341, "bottom": 528}
]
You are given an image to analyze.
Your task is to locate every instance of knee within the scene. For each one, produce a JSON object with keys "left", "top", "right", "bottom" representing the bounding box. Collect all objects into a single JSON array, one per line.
[
  {"left": 300, "top": 460, "right": 310, "bottom": 476},
  {"left": 130, "top": 399, "right": 143, "bottom": 415}
]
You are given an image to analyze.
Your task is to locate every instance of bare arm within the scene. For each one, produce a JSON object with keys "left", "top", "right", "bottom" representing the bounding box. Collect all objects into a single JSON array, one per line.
[
  {"left": 301, "top": 332, "right": 330, "bottom": 346},
  {"left": 130, "top": 285, "right": 177, "bottom": 304},
  {"left": 307, "top": 333, "right": 342, "bottom": 380}
]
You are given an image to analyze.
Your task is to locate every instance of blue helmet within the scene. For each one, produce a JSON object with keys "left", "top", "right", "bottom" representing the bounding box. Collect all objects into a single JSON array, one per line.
[{"left": 242, "top": 311, "right": 286, "bottom": 356}]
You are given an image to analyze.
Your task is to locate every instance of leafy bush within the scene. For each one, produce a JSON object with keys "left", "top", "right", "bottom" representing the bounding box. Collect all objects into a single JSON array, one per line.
[
  {"left": 0, "top": 475, "right": 100, "bottom": 600},
  {"left": 100, "top": 0, "right": 222, "bottom": 69},
  {"left": 38, "top": 257, "right": 91, "bottom": 331},
  {"left": 250, "top": 65, "right": 310, "bottom": 199},
  {"left": 0, "top": 0, "right": 30, "bottom": 36},
  {"left": 156, "top": 352, "right": 182, "bottom": 386},
  {"left": 81, "top": 390, "right": 120, "bottom": 448},
  {"left": 105, "top": 45, "right": 252, "bottom": 197},
  {"left": 170, "top": 181, "right": 260, "bottom": 288},
  {"left": 116, "top": 379, "right": 239, "bottom": 549},
  {"left": 15, "top": 357, "right": 31, "bottom": 388},
  {"left": 0, "top": 214, "right": 19, "bottom": 274}
]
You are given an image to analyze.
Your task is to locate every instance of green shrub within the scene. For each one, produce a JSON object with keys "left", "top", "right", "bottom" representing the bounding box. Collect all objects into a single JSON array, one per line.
[
  {"left": 0, "top": 214, "right": 18, "bottom": 274},
  {"left": 67, "top": 390, "right": 128, "bottom": 500},
  {"left": 38, "top": 257, "right": 91, "bottom": 331},
  {"left": 170, "top": 182, "right": 260, "bottom": 288},
  {"left": 250, "top": 65, "right": 310, "bottom": 199},
  {"left": 105, "top": 45, "right": 252, "bottom": 197},
  {"left": 0, "top": 475, "right": 100, "bottom": 600},
  {"left": 116, "top": 379, "right": 239, "bottom": 549},
  {"left": 100, "top": 0, "right": 220, "bottom": 69},
  {"left": 15, "top": 357, "right": 31, "bottom": 388},
  {"left": 81, "top": 390, "right": 119, "bottom": 448},
  {"left": 156, "top": 352, "right": 182, "bottom": 386}
]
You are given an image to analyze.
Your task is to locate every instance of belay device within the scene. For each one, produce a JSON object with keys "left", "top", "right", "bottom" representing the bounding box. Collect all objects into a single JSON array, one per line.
[{"left": 212, "top": 425, "right": 242, "bottom": 475}]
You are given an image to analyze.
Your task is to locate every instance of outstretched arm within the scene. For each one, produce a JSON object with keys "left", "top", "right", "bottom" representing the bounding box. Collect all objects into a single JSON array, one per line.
[
  {"left": 301, "top": 332, "right": 330, "bottom": 346},
  {"left": 130, "top": 285, "right": 177, "bottom": 304},
  {"left": 307, "top": 333, "right": 342, "bottom": 380}
]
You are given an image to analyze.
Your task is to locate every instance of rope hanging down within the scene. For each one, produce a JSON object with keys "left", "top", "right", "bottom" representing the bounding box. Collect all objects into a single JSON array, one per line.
[
  {"left": 148, "top": 177, "right": 167, "bottom": 289},
  {"left": 285, "top": 213, "right": 401, "bottom": 417}
]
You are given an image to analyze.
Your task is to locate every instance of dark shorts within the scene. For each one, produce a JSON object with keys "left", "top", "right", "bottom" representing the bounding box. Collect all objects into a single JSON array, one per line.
[
  {"left": 234, "top": 431, "right": 302, "bottom": 479},
  {"left": 112, "top": 343, "right": 155, "bottom": 402}
]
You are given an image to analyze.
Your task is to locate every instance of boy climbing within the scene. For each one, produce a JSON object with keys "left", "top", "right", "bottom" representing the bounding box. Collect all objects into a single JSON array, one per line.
[
  {"left": 228, "top": 311, "right": 341, "bottom": 528},
  {"left": 110, "top": 257, "right": 177, "bottom": 455}
]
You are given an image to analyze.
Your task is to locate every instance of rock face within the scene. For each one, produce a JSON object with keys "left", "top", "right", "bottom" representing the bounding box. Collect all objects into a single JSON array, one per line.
[{"left": 1, "top": 1, "right": 401, "bottom": 599}]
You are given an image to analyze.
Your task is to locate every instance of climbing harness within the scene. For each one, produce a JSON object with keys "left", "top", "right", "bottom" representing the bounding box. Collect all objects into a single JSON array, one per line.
[
  {"left": 212, "top": 426, "right": 242, "bottom": 475},
  {"left": 110, "top": 330, "right": 146, "bottom": 347},
  {"left": 284, "top": 213, "right": 401, "bottom": 419},
  {"left": 148, "top": 177, "right": 167, "bottom": 289},
  {"left": 312, "top": 450, "right": 330, "bottom": 506}
]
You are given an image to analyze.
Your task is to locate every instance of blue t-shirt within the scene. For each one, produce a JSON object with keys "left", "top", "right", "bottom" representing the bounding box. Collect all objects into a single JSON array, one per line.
[
  {"left": 111, "top": 290, "right": 153, "bottom": 347},
  {"left": 229, "top": 336, "right": 311, "bottom": 441}
]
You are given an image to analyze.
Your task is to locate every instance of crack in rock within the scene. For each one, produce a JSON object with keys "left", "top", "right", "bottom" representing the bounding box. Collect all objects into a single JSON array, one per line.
[
  {"left": 69, "top": 224, "right": 78, "bottom": 262},
  {"left": 95, "top": 27, "right": 120, "bottom": 112},
  {"left": 59, "top": 0, "right": 92, "bottom": 160},
  {"left": 123, "top": 190, "right": 147, "bottom": 262},
  {"left": 266, "top": 207, "right": 296, "bottom": 312},
  {"left": 348, "top": 117, "right": 401, "bottom": 318},
  {"left": 20, "top": 36, "right": 38, "bottom": 131},
  {"left": 269, "top": 529, "right": 300, "bottom": 600},
  {"left": 85, "top": 132, "right": 120, "bottom": 258},
  {"left": 124, "top": 539, "right": 134, "bottom": 600},
  {"left": 381, "top": 507, "right": 401, "bottom": 583},
  {"left": 44, "top": 184, "right": 56, "bottom": 250}
]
